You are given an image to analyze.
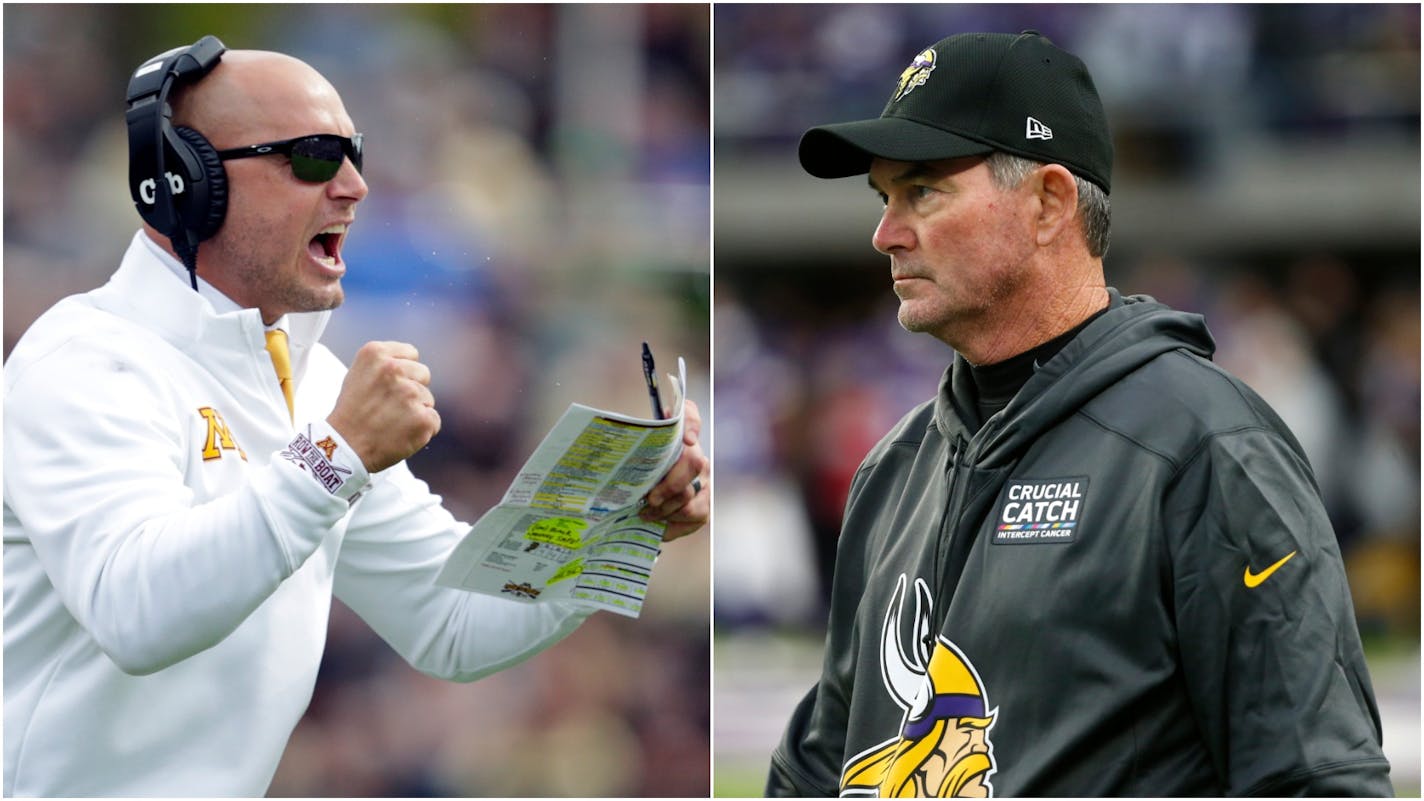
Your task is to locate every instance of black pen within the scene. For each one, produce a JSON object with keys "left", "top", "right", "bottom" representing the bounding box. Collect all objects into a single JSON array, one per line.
[{"left": 642, "top": 342, "right": 665, "bottom": 420}]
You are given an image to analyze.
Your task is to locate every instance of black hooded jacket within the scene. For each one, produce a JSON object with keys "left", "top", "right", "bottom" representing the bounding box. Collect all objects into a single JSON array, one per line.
[{"left": 768, "top": 291, "right": 1390, "bottom": 797}]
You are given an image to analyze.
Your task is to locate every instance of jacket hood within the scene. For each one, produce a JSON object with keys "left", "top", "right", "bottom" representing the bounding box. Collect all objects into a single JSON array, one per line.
[{"left": 934, "top": 289, "right": 1215, "bottom": 465}]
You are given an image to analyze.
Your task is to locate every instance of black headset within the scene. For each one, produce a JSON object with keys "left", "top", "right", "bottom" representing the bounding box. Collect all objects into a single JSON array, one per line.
[{"left": 125, "top": 35, "right": 228, "bottom": 289}]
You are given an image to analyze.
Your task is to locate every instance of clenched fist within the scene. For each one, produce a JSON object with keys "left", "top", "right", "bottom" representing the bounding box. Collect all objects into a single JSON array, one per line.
[{"left": 326, "top": 341, "right": 441, "bottom": 473}]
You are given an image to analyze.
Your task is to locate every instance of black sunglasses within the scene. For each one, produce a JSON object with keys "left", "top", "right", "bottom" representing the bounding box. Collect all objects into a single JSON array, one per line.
[{"left": 216, "top": 133, "right": 364, "bottom": 183}]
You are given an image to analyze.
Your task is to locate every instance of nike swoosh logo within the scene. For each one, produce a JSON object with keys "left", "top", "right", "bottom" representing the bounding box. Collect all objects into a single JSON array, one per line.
[{"left": 1243, "top": 550, "right": 1297, "bottom": 588}]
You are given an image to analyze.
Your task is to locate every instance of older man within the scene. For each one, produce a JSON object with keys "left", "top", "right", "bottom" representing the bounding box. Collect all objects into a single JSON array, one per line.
[
  {"left": 767, "top": 31, "right": 1389, "bottom": 797},
  {"left": 4, "top": 38, "right": 707, "bottom": 796}
]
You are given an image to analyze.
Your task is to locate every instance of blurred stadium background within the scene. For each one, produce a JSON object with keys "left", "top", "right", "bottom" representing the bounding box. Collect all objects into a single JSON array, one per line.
[
  {"left": 712, "top": 4, "right": 1419, "bottom": 797},
  {"left": 4, "top": 4, "right": 709, "bottom": 796}
]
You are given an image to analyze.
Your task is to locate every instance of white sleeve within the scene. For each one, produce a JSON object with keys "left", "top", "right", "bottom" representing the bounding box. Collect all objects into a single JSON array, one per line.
[
  {"left": 333, "top": 461, "right": 591, "bottom": 682},
  {"left": 2, "top": 341, "right": 367, "bottom": 676}
]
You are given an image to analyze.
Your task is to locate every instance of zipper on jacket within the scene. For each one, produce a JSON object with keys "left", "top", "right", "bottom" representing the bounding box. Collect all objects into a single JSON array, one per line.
[{"left": 930, "top": 433, "right": 971, "bottom": 637}]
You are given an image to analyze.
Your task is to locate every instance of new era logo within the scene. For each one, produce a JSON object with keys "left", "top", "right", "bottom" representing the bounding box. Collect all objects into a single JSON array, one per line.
[{"left": 1026, "top": 117, "right": 1053, "bottom": 140}]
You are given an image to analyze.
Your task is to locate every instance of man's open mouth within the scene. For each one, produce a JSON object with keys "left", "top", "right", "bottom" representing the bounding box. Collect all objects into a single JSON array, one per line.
[{"left": 309, "top": 223, "right": 347, "bottom": 267}]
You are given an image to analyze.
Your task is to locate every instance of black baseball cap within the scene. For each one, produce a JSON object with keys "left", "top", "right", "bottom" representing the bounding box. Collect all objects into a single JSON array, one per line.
[{"left": 798, "top": 31, "right": 1113, "bottom": 193}]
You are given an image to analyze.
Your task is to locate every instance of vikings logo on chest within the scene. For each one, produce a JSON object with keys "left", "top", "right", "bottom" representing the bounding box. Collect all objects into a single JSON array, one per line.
[{"left": 840, "top": 574, "right": 999, "bottom": 797}]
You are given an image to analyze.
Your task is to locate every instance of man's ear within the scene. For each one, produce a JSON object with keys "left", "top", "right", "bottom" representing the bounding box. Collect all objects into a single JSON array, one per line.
[{"left": 1032, "top": 164, "right": 1079, "bottom": 248}]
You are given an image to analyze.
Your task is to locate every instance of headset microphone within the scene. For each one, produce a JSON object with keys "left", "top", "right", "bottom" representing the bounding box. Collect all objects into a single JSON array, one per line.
[{"left": 125, "top": 35, "right": 228, "bottom": 290}]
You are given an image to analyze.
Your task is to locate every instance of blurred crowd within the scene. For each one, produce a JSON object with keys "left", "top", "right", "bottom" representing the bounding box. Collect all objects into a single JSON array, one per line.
[
  {"left": 713, "top": 4, "right": 1420, "bottom": 640},
  {"left": 716, "top": 4, "right": 1420, "bottom": 172},
  {"left": 5, "top": 4, "right": 708, "bottom": 796}
]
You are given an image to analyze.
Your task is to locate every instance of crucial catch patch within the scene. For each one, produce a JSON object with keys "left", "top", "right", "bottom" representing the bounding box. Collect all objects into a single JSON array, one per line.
[{"left": 992, "top": 477, "right": 1088, "bottom": 545}]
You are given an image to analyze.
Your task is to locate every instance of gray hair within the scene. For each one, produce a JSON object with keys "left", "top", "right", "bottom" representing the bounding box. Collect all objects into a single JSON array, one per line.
[{"left": 984, "top": 152, "right": 1111, "bottom": 258}]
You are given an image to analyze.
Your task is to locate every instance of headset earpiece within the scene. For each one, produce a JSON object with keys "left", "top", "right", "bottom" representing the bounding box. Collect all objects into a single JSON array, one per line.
[
  {"left": 171, "top": 126, "right": 228, "bottom": 241},
  {"left": 125, "top": 35, "right": 227, "bottom": 280}
]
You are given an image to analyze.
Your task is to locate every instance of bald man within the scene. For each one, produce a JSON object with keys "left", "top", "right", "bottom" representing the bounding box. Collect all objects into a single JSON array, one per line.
[{"left": 3, "top": 42, "right": 708, "bottom": 796}]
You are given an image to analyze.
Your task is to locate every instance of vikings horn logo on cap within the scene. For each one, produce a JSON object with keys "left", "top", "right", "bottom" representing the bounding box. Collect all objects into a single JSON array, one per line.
[{"left": 893, "top": 48, "right": 937, "bottom": 102}]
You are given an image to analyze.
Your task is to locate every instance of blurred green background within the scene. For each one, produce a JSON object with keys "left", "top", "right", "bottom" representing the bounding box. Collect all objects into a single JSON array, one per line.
[
  {"left": 712, "top": 4, "right": 1419, "bottom": 797},
  {"left": 5, "top": 4, "right": 709, "bottom": 796}
]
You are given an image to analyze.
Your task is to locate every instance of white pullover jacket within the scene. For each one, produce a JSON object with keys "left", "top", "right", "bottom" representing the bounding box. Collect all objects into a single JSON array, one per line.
[{"left": 3, "top": 233, "right": 589, "bottom": 796}]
